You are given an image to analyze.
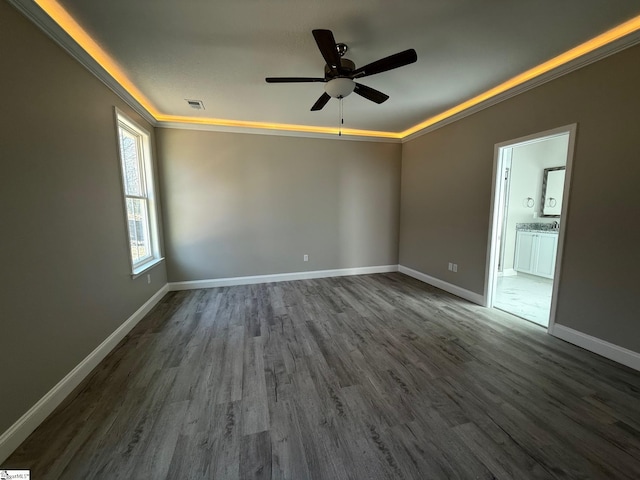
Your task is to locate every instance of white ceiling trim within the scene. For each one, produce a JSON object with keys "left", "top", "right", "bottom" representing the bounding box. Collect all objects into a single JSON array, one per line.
[
  {"left": 10, "top": 0, "right": 640, "bottom": 142},
  {"left": 8, "top": 0, "right": 157, "bottom": 126},
  {"left": 401, "top": 30, "right": 640, "bottom": 143},
  {"left": 156, "top": 121, "right": 402, "bottom": 143}
]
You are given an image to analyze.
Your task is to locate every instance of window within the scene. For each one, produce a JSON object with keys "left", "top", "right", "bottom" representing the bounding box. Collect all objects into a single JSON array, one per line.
[{"left": 115, "top": 109, "right": 162, "bottom": 275}]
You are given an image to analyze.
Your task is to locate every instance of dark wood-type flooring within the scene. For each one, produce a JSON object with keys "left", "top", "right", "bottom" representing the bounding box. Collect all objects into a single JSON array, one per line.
[{"left": 4, "top": 273, "right": 640, "bottom": 479}]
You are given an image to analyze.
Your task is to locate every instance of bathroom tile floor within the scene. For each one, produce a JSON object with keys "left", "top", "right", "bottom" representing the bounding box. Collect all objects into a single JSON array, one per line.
[{"left": 493, "top": 273, "right": 553, "bottom": 327}]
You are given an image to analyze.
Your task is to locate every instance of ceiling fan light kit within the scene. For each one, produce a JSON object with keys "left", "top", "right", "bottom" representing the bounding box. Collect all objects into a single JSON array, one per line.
[
  {"left": 265, "top": 29, "right": 417, "bottom": 113},
  {"left": 325, "top": 78, "right": 355, "bottom": 99}
]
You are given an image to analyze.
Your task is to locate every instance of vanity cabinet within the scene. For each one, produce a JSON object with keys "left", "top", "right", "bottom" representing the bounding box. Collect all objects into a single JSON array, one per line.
[{"left": 514, "top": 231, "right": 558, "bottom": 279}]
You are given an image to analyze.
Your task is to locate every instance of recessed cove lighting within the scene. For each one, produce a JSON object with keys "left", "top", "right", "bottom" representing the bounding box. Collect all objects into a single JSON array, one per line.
[{"left": 31, "top": 1, "right": 640, "bottom": 139}]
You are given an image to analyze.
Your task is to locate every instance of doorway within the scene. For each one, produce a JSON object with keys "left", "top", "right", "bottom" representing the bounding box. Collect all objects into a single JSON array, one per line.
[{"left": 486, "top": 125, "right": 576, "bottom": 329}]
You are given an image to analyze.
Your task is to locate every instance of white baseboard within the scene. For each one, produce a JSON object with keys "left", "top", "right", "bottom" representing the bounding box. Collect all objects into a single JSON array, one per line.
[
  {"left": 398, "top": 265, "right": 485, "bottom": 305},
  {"left": 168, "top": 265, "right": 399, "bottom": 291},
  {"left": 498, "top": 268, "right": 518, "bottom": 277},
  {"left": 0, "top": 284, "right": 170, "bottom": 464},
  {"left": 550, "top": 324, "right": 640, "bottom": 372}
]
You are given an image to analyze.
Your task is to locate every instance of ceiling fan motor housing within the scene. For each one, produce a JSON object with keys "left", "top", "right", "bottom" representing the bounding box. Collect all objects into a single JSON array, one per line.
[
  {"left": 324, "top": 58, "right": 357, "bottom": 98},
  {"left": 324, "top": 58, "right": 355, "bottom": 78}
]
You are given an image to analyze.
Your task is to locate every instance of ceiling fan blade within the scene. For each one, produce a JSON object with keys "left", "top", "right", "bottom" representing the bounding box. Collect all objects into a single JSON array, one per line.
[
  {"left": 312, "top": 29, "right": 342, "bottom": 73},
  {"left": 354, "top": 83, "right": 389, "bottom": 104},
  {"left": 310, "top": 92, "right": 331, "bottom": 111},
  {"left": 265, "top": 77, "right": 326, "bottom": 83},
  {"left": 350, "top": 49, "right": 417, "bottom": 78}
]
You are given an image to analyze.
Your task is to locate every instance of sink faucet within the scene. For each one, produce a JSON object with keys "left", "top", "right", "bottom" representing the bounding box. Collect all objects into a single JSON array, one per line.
[{"left": 551, "top": 221, "right": 559, "bottom": 229}]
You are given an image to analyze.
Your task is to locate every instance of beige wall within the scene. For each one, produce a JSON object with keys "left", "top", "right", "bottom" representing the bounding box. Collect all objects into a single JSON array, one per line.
[
  {"left": 0, "top": 3, "right": 167, "bottom": 435},
  {"left": 400, "top": 44, "right": 640, "bottom": 353},
  {"left": 157, "top": 129, "right": 401, "bottom": 281}
]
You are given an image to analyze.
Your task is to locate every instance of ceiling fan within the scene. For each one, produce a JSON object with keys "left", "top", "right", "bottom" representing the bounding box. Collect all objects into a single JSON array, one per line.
[{"left": 266, "top": 29, "right": 417, "bottom": 111}]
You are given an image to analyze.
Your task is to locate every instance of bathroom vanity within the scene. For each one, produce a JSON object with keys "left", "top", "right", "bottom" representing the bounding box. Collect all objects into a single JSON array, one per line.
[{"left": 514, "top": 224, "right": 558, "bottom": 279}]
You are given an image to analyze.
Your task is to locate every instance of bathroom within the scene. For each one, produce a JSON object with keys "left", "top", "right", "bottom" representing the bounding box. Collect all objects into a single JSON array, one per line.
[{"left": 492, "top": 131, "right": 570, "bottom": 327}]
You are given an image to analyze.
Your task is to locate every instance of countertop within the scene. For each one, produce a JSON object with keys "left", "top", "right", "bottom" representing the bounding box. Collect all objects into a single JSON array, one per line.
[{"left": 516, "top": 222, "right": 559, "bottom": 233}]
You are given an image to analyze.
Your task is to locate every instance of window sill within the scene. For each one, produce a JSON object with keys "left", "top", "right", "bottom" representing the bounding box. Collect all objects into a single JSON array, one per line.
[{"left": 131, "top": 257, "right": 165, "bottom": 279}]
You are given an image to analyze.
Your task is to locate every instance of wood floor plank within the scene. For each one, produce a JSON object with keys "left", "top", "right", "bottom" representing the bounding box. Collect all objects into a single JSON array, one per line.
[
  {"left": 214, "top": 325, "right": 245, "bottom": 405},
  {"left": 239, "top": 430, "right": 272, "bottom": 480},
  {"left": 452, "top": 421, "right": 546, "bottom": 479},
  {"left": 4, "top": 273, "right": 640, "bottom": 479},
  {"left": 210, "top": 401, "right": 243, "bottom": 480},
  {"left": 268, "top": 397, "right": 312, "bottom": 480},
  {"left": 242, "top": 337, "right": 270, "bottom": 436},
  {"left": 129, "top": 399, "right": 189, "bottom": 479}
]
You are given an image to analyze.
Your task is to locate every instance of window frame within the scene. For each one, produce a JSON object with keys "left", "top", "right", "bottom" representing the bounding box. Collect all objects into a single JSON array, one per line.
[{"left": 114, "top": 108, "right": 163, "bottom": 277}]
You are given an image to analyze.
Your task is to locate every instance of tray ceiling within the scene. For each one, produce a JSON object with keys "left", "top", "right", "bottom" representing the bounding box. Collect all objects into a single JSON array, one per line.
[{"left": 21, "top": 0, "right": 640, "bottom": 137}]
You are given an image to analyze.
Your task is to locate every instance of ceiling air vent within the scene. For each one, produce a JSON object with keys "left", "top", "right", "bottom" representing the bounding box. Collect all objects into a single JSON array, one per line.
[{"left": 186, "top": 99, "right": 205, "bottom": 110}]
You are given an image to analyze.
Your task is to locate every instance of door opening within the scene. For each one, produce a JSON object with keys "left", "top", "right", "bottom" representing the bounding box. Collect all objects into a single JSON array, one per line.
[{"left": 485, "top": 125, "right": 576, "bottom": 330}]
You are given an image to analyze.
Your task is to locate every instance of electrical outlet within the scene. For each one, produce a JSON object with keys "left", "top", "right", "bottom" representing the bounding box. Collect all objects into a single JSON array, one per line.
[
  {"left": 147, "top": 274, "right": 151, "bottom": 284},
  {"left": 453, "top": 264, "right": 458, "bottom": 273},
  {"left": 448, "top": 262, "right": 453, "bottom": 271},
  {"left": 304, "top": 254, "right": 309, "bottom": 262}
]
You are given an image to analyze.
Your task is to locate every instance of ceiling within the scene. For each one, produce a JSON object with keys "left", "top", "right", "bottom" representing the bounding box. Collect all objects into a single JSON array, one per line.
[{"left": 25, "top": 0, "right": 640, "bottom": 137}]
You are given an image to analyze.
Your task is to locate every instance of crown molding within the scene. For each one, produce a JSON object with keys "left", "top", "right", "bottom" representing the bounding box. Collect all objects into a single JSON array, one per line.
[
  {"left": 10, "top": 0, "right": 640, "bottom": 143},
  {"left": 155, "top": 121, "right": 402, "bottom": 143},
  {"left": 401, "top": 30, "right": 640, "bottom": 143},
  {"left": 8, "top": 0, "right": 157, "bottom": 126},
  {"left": 8, "top": 0, "right": 398, "bottom": 142}
]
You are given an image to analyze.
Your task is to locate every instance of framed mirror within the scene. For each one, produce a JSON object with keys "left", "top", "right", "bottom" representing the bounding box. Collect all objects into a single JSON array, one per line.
[{"left": 541, "top": 166, "right": 565, "bottom": 217}]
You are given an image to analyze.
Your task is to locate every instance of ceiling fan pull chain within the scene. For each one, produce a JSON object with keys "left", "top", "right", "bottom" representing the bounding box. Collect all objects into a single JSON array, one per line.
[{"left": 339, "top": 97, "right": 343, "bottom": 136}]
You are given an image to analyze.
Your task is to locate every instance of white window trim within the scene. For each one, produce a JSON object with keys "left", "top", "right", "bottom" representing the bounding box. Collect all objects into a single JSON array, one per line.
[
  {"left": 114, "top": 107, "right": 164, "bottom": 277},
  {"left": 131, "top": 257, "right": 164, "bottom": 279}
]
